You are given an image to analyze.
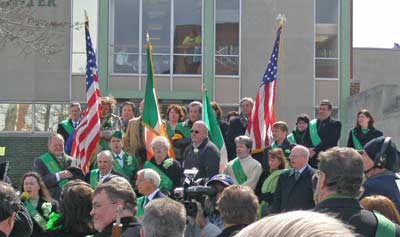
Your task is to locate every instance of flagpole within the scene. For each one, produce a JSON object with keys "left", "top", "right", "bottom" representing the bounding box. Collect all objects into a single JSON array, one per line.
[{"left": 276, "top": 14, "right": 286, "bottom": 121}]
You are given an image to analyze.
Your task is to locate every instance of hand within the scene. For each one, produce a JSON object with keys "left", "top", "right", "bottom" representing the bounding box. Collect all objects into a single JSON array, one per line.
[
  {"left": 194, "top": 201, "right": 206, "bottom": 229},
  {"left": 58, "top": 170, "right": 72, "bottom": 180}
]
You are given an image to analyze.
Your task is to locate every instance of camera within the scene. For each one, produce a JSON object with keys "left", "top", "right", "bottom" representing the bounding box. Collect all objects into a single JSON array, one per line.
[{"left": 173, "top": 168, "right": 217, "bottom": 217}]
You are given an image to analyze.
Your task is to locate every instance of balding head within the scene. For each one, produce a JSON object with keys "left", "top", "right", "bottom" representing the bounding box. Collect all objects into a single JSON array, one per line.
[
  {"left": 289, "top": 145, "right": 309, "bottom": 171},
  {"left": 191, "top": 121, "right": 208, "bottom": 145},
  {"left": 48, "top": 133, "right": 64, "bottom": 157}
]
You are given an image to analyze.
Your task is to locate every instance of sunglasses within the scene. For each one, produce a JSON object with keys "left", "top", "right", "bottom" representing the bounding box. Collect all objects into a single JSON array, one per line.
[{"left": 191, "top": 129, "right": 200, "bottom": 134}]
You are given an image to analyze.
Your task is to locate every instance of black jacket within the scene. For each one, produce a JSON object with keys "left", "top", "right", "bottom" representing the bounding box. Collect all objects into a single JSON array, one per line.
[
  {"left": 226, "top": 116, "right": 248, "bottom": 161},
  {"left": 308, "top": 117, "right": 341, "bottom": 168},
  {"left": 347, "top": 127, "right": 383, "bottom": 149},
  {"left": 315, "top": 197, "right": 400, "bottom": 237},
  {"left": 270, "top": 165, "right": 316, "bottom": 213},
  {"left": 95, "top": 217, "right": 141, "bottom": 237}
]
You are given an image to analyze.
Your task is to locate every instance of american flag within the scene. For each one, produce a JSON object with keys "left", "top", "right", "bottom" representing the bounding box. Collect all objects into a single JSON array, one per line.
[
  {"left": 247, "top": 24, "right": 282, "bottom": 150},
  {"left": 71, "top": 14, "right": 101, "bottom": 174}
]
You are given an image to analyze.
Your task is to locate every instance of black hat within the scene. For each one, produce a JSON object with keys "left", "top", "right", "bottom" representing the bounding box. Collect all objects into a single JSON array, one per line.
[{"left": 363, "top": 136, "right": 399, "bottom": 171}]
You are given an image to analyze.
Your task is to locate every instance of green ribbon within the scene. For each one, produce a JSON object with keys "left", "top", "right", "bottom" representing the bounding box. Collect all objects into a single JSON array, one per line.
[
  {"left": 308, "top": 119, "right": 321, "bottom": 147},
  {"left": 351, "top": 128, "right": 363, "bottom": 151},
  {"left": 144, "top": 161, "right": 173, "bottom": 193},
  {"left": 89, "top": 169, "right": 99, "bottom": 188},
  {"left": 287, "top": 133, "right": 296, "bottom": 144},
  {"left": 60, "top": 119, "right": 73, "bottom": 135},
  {"left": 374, "top": 211, "right": 396, "bottom": 237},
  {"left": 39, "top": 153, "right": 67, "bottom": 188},
  {"left": 25, "top": 201, "right": 48, "bottom": 230},
  {"left": 231, "top": 158, "right": 248, "bottom": 184}
]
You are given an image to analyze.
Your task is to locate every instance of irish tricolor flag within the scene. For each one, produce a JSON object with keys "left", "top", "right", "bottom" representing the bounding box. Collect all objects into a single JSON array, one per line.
[
  {"left": 141, "top": 34, "right": 174, "bottom": 159},
  {"left": 202, "top": 90, "right": 228, "bottom": 172}
]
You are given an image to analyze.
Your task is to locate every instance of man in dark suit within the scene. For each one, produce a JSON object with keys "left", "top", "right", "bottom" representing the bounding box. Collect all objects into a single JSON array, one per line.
[
  {"left": 270, "top": 145, "right": 316, "bottom": 214},
  {"left": 135, "top": 169, "right": 168, "bottom": 218},
  {"left": 314, "top": 147, "right": 400, "bottom": 236},
  {"left": 32, "top": 133, "right": 75, "bottom": 201},
  {"left": 85, "top": 150, "right": 128, "bottom": 188},
  {"left": 57, "top": 102, "right": 81, "bottom": 143},
  {"left": 308, "top": 99, "right": 342, "bottom": 168},
  {"left": 226, "top": 97, "right": 253, "bottom": 161}
]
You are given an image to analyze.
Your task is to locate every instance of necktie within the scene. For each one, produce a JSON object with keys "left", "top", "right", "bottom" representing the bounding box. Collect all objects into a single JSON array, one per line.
[
  {"left": 116, "top": 155, "right": 123, "bottom": 167},
  {"left": 295, "top": 171, "right": 301, "bottom": 181},
  {"left": 143, "top": 197, "right": 149, "bottom": 207}
]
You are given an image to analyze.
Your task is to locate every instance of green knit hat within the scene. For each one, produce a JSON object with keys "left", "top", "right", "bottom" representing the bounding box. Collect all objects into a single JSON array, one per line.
[{"left": 111, "top": 130, "right": 122, "bottom": 139}]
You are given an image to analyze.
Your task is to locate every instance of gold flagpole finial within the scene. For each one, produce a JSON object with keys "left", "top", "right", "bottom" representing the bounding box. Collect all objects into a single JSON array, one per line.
[
  {"left": 84, "top": 10, "right": 89, "bottom": 23},
  {"left": 276, "top": 14, "right": 286, "bottom": 26}
]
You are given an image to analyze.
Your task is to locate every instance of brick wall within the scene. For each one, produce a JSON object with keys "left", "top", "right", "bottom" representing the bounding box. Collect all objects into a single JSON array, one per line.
[{"left": 0, "top": 135, "right": 48, "bottom": 189}]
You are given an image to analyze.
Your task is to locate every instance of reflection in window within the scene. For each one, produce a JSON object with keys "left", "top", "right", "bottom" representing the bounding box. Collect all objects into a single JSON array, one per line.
[
  {"left": 315, "top": 59, "right": 338, "bottom": 78},
  {"left": 34, "top": 104, "right": 68, "bottom": 132},
  {"left": 316, "top": 0, "right": 338, "bottom": 24},
  {"left": 142, "top": 55, "right": 171, "bottom": 75},
  {"left": 215, "top": 0, "right": 240, "bottom": 75},
  {"left": 174, "top": 0, "right": 202, "bottom": 74},
  {"left": 0, "top": 104, "right": 33, "bottom": 132},
  {"left": 112, "top": 0, "right": 140, "bottom": 74}
]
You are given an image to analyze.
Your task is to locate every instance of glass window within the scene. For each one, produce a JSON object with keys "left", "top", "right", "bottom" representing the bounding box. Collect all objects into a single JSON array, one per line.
[
  {"left": 142, "top": 55, "right": 171, "bottom": 75},
  {"left": 34, "top": 104, "right": 68, "bottom": 132},
  {"left": 315, "top": 59, "right": 338, "bottom": 78},
  {"left": 316, "top": 0, "right": 338, "bottom": 24},
  {"left": 316, "top": 34, "right": 338, "bottom": 58},
  {"left": 72, "top": 0, "right": 98, "bottom": 74},
  {"left": 0, "top": 104, "right": 33, "bottom": 132},
  {"left": 112, "top": 0, "right": 140, "bottom": 74},
  {"left": 174, "top": 0, "right": 202, "bottom": 74},
  {"left": 215, "top": 0, "right": 240, "bottom": 75}
]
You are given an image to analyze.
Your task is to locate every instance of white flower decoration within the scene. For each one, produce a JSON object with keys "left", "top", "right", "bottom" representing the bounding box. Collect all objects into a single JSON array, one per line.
[
  {"left": 41, "top": 202, "right": 52, "bottom": 217},
  {"left": 162, "top": 158, "right": 174, "bottom": 169},
  {"left": 193, "top": 148, "right": 199, "bottom": 154}
]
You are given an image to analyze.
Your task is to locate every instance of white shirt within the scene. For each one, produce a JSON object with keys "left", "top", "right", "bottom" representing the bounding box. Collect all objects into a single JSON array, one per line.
[
  {"left": 99, "top": 169, "right": 112, "bottom": 183},
  {"left": 114, "top": 151, "right": 124, "bottom": 168}
]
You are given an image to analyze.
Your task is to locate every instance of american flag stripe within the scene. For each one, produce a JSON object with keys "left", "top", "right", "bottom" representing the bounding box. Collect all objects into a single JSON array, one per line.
[
  {"left": 71, "top": 15, "right": 101, "bottom": 174},
  {"left": 247, "top": 25, "right": 282, "bottom": 150}
]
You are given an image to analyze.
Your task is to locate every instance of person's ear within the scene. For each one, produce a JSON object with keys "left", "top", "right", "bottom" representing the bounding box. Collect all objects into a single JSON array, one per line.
[{"left": 7, "top": 212, "right": 16, "bottom": 226}]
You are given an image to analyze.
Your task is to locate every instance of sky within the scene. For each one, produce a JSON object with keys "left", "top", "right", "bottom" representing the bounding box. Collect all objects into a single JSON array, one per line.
[{"left": 353, "top": 0, "right": 400, "bottom": 48}]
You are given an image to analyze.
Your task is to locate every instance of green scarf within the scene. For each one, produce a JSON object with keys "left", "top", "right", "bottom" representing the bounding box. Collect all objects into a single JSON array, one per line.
[
  {"left": 144, "top": 160, "right": 173, "bottom": 192},
  {"left": 231, "top": 158, "right": 248, "bottom": 184},
  {"left": 39, "top": 153, "right": 67, "bottom": 188}
]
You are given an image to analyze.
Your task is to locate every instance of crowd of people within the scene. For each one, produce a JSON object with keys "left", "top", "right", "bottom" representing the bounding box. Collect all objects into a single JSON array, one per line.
[{"left": 1, "top": 95, "right": 400, "bottom": 237}]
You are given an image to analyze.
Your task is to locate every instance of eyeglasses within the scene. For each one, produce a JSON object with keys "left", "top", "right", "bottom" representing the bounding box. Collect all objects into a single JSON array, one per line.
[{"left": 191, "top": 129, "right": 200, "bottom": 134}]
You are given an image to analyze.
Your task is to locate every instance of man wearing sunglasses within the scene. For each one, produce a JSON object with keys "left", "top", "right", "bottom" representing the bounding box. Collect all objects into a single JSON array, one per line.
[{"left": 182, "top": 121, "right": 220, "bottom": 179}]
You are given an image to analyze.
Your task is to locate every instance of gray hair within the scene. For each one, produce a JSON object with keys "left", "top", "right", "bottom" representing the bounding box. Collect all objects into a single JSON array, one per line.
[
  {"left": 292, "top": 145, "right": 310, "bottom": 158},
  {"left": 189, "top": 101, "right": 202, "bottom": 113},
  {"left": 143, "top": 199, "right": 186, "bottom": 237},
  {"left": 239, "top": 97, "right": 254, "bottom": 106},
  {"left": 138, "top": 169, "right": 161, "bottom": 188},
  {"left": 151, "top": 136, "right": 170, "bottom": 149},
  {"left": 234, "top": 135, "right": 253, "bottom": 150},
  {"left": 96, "top": 150, "right": 113, "bottom": 162},
  {"left": 235, "top": 210, "right": 355, "bottom": 237}
]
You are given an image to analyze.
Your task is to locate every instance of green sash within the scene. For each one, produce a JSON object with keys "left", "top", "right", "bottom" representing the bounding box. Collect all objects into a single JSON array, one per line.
[
  {"left": 309, "top": 119, "right": 321, "bottom": 147},
  {"left": 135, "top": 196, "right": 144, "bottom": 217},
  {"left": 271, "top": 142, "right": 278, "bottom": 149},
  {"left": 351, "top": 128, "right": 363, "bottom": 151},
  {"left": 99, "top": 139, "right": 110, "bottom": 150},
  {"left": 39, "top": 153, "right": 67, "bottom": 188},
  {"left": 144, "top": 161, "right": 173, "bottom": 192},
  {"left": 60, "top": 119, "right": 73, "bottom": 135},
  {"left": 89, "top": 169, "right": 99, "bottom": 188},
  {"left": 261, "top": 169, "right": 286, "bottom": 194},
  {"left": 374, "top": 211, "right": 396, "bottom": 237},
  {"left": 287, "top": 133, "right": 296, "bottom": 144},
  {"left": 231, "top": 158, "right": 248, "bottom": 184},
  {"left": 25, "top": 201, "right": 48, "bottom": 230}
]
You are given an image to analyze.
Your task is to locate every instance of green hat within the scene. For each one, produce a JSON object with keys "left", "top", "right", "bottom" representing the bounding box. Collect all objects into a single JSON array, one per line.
[{"left": 111, "top": 131, "right": 122, "bottom": 139}]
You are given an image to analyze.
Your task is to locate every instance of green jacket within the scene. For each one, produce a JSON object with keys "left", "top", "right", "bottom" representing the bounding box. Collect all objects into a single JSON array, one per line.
[{"left": 113, "top": 152, "right": 138, "bottom": 184}]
